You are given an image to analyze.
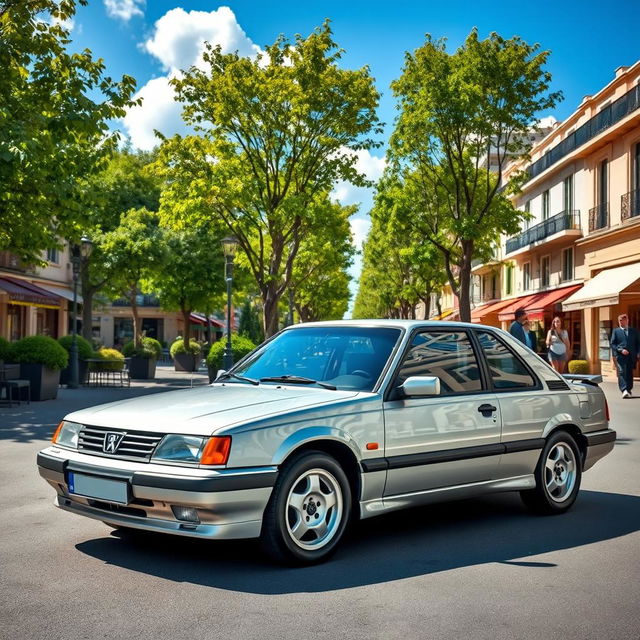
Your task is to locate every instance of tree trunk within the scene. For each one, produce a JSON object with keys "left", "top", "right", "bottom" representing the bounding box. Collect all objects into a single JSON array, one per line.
[
  {"left": 458, "top": 242, "right": 474, "bottom": 323},
  {"left": 182, "top": 308, "right": 191, "bottom": 349},
  {"left": 262, "top": 284, "right": 280, "bottom": 338},
  {"left": 130, "top": 293, "right": 141, "bottom": 348}
]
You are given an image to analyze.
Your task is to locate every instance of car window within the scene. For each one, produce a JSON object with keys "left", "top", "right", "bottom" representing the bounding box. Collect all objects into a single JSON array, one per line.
[
  {"left": 476, "top": 331, "right": 536, "bottom": 389},
  {"left": 395, "top": 331, "right": 482, "bottom": 395}
]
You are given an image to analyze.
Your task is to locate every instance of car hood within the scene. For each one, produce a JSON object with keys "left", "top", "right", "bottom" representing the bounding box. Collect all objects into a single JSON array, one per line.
[{"left": 63, "top": 383, "right": 360, "bottom": 435}]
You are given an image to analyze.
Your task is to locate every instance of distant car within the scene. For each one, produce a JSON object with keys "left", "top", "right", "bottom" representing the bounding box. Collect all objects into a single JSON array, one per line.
[{"left": 37, "top": 320, "right": 615, "bottom": 564}]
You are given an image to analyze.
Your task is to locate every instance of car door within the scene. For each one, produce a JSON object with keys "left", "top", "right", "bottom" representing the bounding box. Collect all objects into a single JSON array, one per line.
[
  {"left": 382, "top": 329, "right": 502, "bottom": 497},
  {"left": 475, "top": 329, "right": 552, "bottom": 478}
]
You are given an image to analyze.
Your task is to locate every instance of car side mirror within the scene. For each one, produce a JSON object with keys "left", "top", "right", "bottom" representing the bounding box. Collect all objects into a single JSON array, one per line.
[
  {"left": 216, "top": 369, "right": 227, "bottom": 380},
  {"left": 401, "top": 376, "right": 441, "bottom": 397}
]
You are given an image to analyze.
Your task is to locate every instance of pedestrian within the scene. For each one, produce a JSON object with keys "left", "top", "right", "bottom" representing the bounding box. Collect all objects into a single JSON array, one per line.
[
  {"left": 610, "top": 313, "right": 640, "bottom": 398},
  {"left": 523, "top": 320, "right": 536, "bottom": 351},
  {"left": 509, "top": 308, "right": 528, "bottom": 345},
  {"left": 545, "top": 316, "right": 570, "bottom": 373}
]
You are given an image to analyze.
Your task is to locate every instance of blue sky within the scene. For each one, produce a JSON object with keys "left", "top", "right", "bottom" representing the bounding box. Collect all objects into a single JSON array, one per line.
[{"left": 65, "top": 0, "right": 640, "bottom": 308}]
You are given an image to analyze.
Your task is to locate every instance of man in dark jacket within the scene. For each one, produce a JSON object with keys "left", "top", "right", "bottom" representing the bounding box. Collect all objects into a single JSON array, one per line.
[
  {"left": 610, "top": 313, "right": 640, "bottom": 398},
  {"left": 509, "top": 308, "right": 528, "bottom": 345}
]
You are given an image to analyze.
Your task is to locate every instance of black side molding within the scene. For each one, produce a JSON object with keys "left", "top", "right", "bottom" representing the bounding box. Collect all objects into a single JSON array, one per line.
[
  {"left": 584, "top": 430, "right": 616, "bottom": 447},
  {"left": 132, "top": 471, "right": 278, "bottom": 493},
  {"left": 37, "top": 452, "right": 66, "bottom": 474}
]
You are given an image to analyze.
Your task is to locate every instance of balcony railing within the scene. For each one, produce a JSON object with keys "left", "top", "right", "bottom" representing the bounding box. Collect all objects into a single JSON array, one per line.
[
  {"left": 526, "top": 84, "right": 640, "bottom": 182},
  {"left": 621, "top": 189, "right": 640, "bottom": 222},
  {"left": 588, "top": 203, "right": 609, "bottom": 232},
  {"left": 505, "top": 210, "right": 581, "bottom": 255}
]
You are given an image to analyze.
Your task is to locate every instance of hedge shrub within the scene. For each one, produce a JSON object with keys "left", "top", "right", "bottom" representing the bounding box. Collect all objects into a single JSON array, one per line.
[
  {"left": 568, "top": 360, "right": 589, "bottom": 374},
  {"left": 0, "top": 336, "right": 12, "bottom": 362},
  {"left": 11, "top": 335, "right": 68, "bottom": 370},
  {"left": 170, "top": 339, "right": 201, "bottom": 357},
  {"left": 58, "top": 335, "right": 94, "bottom": 361},
  {"left": 123, "top": 337, "right": 162, "bottom": 359},
  {"left": 91, "top": 348, "right": 125, "bottom": 371},
  {"left": 206, "top": 335, "right": 256, "bottom": 372}
]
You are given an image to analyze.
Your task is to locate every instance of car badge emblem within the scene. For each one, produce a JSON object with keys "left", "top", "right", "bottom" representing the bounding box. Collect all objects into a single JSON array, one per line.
[{"left": 103, "top": 431, "right": 126, "bottom": 454}]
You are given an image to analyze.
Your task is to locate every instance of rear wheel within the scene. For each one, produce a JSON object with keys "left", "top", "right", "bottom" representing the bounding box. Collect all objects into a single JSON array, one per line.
[
  {"left": 260, "top": 451, "right": 351, "bottom": 565},
  {"left": 521, "top": 430, "right": 582, "bottom": 514}
]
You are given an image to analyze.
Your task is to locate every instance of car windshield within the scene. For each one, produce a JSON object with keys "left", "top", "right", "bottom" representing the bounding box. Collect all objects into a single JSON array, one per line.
[{"left": 232, "top": 326, "right": 402, "bottom": 392}]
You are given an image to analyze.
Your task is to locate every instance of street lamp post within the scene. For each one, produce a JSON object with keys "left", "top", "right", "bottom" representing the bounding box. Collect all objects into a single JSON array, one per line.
[
  {"left": 221, "top": 236, "right": 238, "bottom": 371},
  {"left": 68, "top": 235, "right": 93, "bottom": 389}
]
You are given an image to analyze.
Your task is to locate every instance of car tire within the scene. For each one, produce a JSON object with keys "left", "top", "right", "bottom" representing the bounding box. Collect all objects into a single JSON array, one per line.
[
  {"left": 260, "top": 451, "right": 351, "bottom": 565},
  {"left": 520, "top": 430, "right": 582, "bottom": 515}
]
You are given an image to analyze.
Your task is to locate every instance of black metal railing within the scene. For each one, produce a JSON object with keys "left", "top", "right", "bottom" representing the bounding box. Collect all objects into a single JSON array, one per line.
[
  {"left": 527, "top": 84, "right": 640, "bottom": 182},
  {"left": 505, "top": 210, "right": 581, "bottom": 254},
  {"left": 621, "top": 189, "right": 640, "bottom": 222},
  {"left": 588, "top": 203, "right": 609, "bottom": 232}
]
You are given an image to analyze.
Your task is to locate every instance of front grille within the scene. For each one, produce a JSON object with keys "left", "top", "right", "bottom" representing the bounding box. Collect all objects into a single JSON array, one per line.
[
  {"left": 546, "top": 379, "right": 570, "bottom": 391},
  {"left": 78, "top": 425, "right": 164, "bottom": 461}
]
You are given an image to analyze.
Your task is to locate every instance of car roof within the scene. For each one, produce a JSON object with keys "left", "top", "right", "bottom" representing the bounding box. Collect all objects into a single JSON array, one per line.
[{"left": 283, "top": 319, "right": 499, "bottom": 331}]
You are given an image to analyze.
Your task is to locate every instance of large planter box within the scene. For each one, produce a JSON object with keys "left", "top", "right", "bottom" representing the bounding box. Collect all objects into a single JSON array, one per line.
[
  {"left": 19, "top": 363, "right": 61, "bottom": 401},
  {"left": 60, "top": 360, "right": 88, "bottom": 386},
  {"left": 173, "top": 353, "right": 199, "bottom": 372},
  {"left": 128, "top": 357, "right": 157, "bottom": 380}
]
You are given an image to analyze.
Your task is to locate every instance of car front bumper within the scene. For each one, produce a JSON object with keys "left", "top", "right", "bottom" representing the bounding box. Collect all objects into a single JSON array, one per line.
[{"left": 37, "top": 447, "right": 277, "bottom": 540}]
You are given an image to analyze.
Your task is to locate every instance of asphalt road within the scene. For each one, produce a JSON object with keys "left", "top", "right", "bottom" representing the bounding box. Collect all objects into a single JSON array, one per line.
[{"left": 1, "top": 377, "right": 638, "bottom": 640}]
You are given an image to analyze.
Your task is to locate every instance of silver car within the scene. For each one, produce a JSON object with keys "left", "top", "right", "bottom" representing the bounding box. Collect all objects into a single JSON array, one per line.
[{"left": 37, "top": 320, "right": 615, "bottom": 564}]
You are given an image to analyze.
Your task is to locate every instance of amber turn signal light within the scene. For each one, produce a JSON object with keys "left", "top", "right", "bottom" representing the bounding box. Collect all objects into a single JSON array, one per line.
[
  {"left": 366, "top": 442, "right": 379, "bottom": 450},
  {"left": 200, "top": 436, "right": 232, "bottom": 465},
  {"left": 51, "top": 421, "right": 64, "bottom": 444}
]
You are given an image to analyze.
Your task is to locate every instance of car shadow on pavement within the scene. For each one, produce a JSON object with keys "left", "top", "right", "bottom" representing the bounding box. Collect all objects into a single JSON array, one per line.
[{"left": 76, "top": 489, "right": 639, "bottom": 593}]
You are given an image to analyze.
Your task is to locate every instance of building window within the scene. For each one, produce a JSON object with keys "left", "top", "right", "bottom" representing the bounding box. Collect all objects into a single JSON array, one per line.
[
  {"left": 46, "top": 248, "right": 59, "bottom": 264},
  {"left": 562, "top": 248, "right": 574, "bottom": 282},
  {"left": 599, "top": 159, "right": 608, "bottom": 205},
  {"left": 505, "top": 263, "right": 514, "bottom": 296},
  {"left": 542, "top": 190, "right": 550, "bottom": 221},
  {"left": 524, "top": 200, "right": 531, "bottom": 230},
  {"left": 541, "top": 255, "right": 550, "bottom": 287},
  {"left": 563, "top": 174, "right": 573, "bottom": 213},
  {"left": 523, "top": 262, "right": 531, "bottom": 291}
]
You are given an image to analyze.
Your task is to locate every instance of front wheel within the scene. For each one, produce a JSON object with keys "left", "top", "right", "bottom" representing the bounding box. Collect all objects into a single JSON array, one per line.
[
  {"left": 260, "top": 451, "right": 351, "bottom": 565},
  {"left": 521, "top": 430, "right": 582, "bottom": 514}
]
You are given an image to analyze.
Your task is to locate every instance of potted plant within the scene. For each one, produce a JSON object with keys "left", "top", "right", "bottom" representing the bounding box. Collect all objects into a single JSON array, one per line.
[
  {"left": 58, "top": 335, "right": 94, "bottom": 385},
  {"left": 206, "top": 335, "right": 256, "bottom": 382},
  {"left": 122, "top": 337, "right": 162, "bottom": 379},
  {"left": 170, "top": 339, "right": 202, "bottom": 372},
  {"left": 12, "top": 335, "right": 68, "bottom": 400}
]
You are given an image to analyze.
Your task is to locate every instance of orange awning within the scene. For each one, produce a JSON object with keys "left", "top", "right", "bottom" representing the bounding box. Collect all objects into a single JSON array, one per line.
[
  {"left": 497, "top": 293, "right": 545, "bottom": 323},
  {"left": 471, "top": 298, "right": 516, "bottom": 323},
  {"left": 524, "top": 284, "right": 583, "bottom": 320}
]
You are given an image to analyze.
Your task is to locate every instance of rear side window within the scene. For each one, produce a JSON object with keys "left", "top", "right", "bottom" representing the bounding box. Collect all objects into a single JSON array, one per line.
[
  {"left": 476, "top": 331, "right": 536, "bottom": 390},
  {"left": 396, "top": 331, "right": 482, "bottom": 395}
]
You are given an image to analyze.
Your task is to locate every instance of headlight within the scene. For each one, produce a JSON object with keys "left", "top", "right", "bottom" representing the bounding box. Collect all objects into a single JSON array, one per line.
[
  {"left": 151, "top": 435, "right": 231, "bottom": 465},
  {"left": 52, "top": 420, "right": 82, "bottom": 449}
]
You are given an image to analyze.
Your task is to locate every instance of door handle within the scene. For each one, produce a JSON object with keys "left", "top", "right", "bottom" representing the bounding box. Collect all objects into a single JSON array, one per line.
[{"left": 477, "top": 403, "right": 497, "bottom": 415}]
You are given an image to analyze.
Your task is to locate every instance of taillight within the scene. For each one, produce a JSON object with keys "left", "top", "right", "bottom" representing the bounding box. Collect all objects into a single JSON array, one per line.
[{"left": 200, "top": 436, "right": 231, "bottom": 465}]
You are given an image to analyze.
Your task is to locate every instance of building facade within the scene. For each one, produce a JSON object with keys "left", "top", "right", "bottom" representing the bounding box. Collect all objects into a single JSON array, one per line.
[{"left": 471, "top": 62, "right": 640, "bottom": 378}]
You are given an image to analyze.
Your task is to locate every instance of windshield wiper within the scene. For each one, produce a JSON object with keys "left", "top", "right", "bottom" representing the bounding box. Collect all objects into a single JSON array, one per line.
[
  {"left": 217, "top": 372, "right": 260, "bottom": 386},
  {"left": 259, "top": 375, "right": 337, "bottom": 390}
]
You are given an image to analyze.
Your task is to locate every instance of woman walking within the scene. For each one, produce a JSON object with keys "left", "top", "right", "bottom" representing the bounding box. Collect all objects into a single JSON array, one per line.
[{"left": 546, "top": 316, "right": 571, "bottom": 373}]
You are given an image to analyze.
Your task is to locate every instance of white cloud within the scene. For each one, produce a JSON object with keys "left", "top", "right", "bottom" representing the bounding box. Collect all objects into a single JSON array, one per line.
[
  {"left": 104, "top": 0, "right": 144, "bottom": 22},
  {"left": 51, "top": 15, "right": 75, "bottom": 31},
  {"left": 332, "top": 149, "right": 386, "bottom": 209},
  {"left": 142, "top": 6, "right": 261, "bottom": 73},
  {"left": 122, "top": 6, "right": 262, "bottom": 150}
]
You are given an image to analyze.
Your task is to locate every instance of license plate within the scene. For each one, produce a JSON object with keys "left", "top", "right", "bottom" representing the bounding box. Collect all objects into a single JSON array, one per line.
[{"left": 68, "top": 472, "right": 129, "bottom": 504}]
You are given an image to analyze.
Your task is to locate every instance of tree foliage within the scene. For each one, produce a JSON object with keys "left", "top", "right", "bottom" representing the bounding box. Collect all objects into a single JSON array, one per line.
[
  {"left": 389, "top": 29, "right": 561, "bottom": 320},
  {"left": 0, "top": 0, "right": 137, "bottom": 262},
  {"left": 159, "top": 22, "right": 381, "bottom": 336}
]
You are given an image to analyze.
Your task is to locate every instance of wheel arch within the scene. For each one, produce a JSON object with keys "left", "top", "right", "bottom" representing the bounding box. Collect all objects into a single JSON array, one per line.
[{"left": 543, "top": 423, "right": 587, "bottom": 466}]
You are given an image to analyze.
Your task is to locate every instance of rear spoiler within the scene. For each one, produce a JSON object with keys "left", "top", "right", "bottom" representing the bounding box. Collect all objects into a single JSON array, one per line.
[{"left": 563, "top": 374, "right": 603, "bottom": 386}]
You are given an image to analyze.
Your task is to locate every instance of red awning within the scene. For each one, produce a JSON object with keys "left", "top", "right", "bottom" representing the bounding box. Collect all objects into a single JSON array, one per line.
[
  {"left": 189, "top": 312, "right": 224, "bottom": 328},
  {"left": 0, "top": 276, "right": 62, "bottom": 309},
  {"left": 471, "top": 298, "right": 516, "bottom": 323},
  {"left": 524, "top": 284, "right": 583, "bottom": 320},
  {"left": 497, "top": 293, "right": 545, "bottom": 323}
]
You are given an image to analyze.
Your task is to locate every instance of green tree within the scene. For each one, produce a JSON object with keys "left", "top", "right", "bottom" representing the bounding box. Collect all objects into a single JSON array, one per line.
[
  {"left": 161, "top": 22, "right": 381, "bottom": 337},
  {"left": 0, "top": 0, "right": 137, "bottom": 262},
  {"left": 390, "top": 29, "right": 561, "bottom": 321},
  {"left": 101, "top": 208, "right": 165, "bottom": 348},
  {"left": 238, "top": 298, "right": 264, "bottom": 345},
  {"left": 148, "top": 227, "right": 226, "bottom": 350},
  {"left": 80, "top": 149, "right": 161, "bottom": 341}
]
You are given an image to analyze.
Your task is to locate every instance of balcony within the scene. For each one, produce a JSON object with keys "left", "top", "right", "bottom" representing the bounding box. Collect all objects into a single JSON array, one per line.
[
  {"left": 505, "top": 210, "right": 581, "bottom": 255},
  {"left": 588, "top": 203, "right": 609, "bottom": 232},
  {"left": 526, "top": 84, "right": 640, "bottom": 182},
  {"left": 621, "top": 189, "right": 640, "bottom": 222}
]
